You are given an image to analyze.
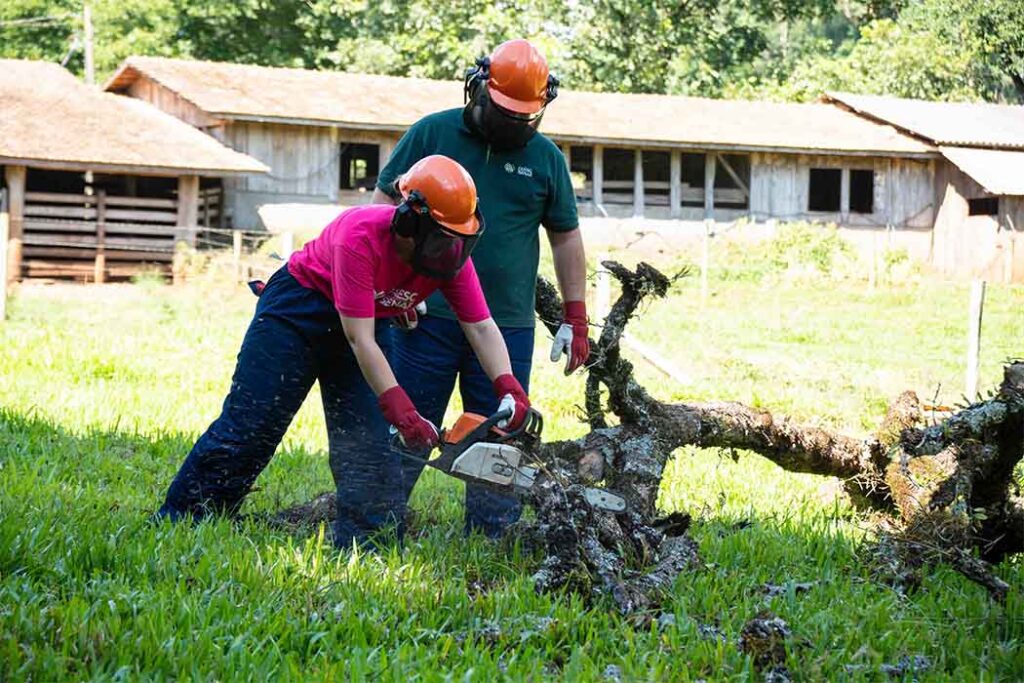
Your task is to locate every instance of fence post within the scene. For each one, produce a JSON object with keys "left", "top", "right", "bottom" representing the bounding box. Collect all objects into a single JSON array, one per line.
[
  {"left": 965, "top": 279, "right": 986, "bottom": 401},
  {"left": 232, "top": 230, "right": 242, "bottom": 283},
  {"left": 869, "top": 230, "right": 878, "bottom": 292},
  {"left": 700, "top": 219, "right": 711, "bottom": 305},
  {"left": 94, "top": 190, "right": 106, "bottom": 284},
  {"left": 0, "top": 189, "right": 8, "bottom": 321}
]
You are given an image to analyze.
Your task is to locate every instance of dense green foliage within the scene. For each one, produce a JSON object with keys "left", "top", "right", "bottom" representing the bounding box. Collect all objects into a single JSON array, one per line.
[
  {"left": 2, "top": 0, "right": 1021, "bottom": 101},
  {"left": 0, "top": 243, "right": 1022, "bottom": 679}
]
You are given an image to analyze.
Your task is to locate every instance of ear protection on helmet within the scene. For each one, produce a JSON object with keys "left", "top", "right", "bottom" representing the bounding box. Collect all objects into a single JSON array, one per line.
[
  {"left": 463, "top": 56, "right": 559, "bottom": 107},
  {"left": 463, "top": 56, "right": 490, "bottom": 104},
  {"left": 392, "top": 188, "right": 429, "bottom": 238}
]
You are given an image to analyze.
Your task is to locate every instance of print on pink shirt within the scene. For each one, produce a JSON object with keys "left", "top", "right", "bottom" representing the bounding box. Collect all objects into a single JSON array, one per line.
[{"left": 375, "top": 289, "right": 417, "bottom": 310}]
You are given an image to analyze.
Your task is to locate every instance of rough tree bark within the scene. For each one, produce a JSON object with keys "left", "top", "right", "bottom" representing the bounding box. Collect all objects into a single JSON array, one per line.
[
  {"left": 276, "top": 262, "right": 1022, "bottom": 609},
  {"left": 522, "top": 261, "right": 1021, "bottom": 608}
]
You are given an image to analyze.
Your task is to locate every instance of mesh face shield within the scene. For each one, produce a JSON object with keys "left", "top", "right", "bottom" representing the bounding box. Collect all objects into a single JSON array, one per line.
[
  {"left": 392, "top": 197, "right": 486, "bottom": 280},
  {"left": 410, "top": 221, "right": 483, "bottom": 279}
]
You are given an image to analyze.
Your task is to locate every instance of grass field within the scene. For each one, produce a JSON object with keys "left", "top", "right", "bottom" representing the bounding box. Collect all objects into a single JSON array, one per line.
[{"left": 1, "top": 233, "right": 1022, "bottom": 680}]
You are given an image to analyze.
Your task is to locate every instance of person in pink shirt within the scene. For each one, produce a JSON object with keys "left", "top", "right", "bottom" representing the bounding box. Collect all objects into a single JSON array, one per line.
[{"left": 156, "top": 155, "right": 530, "bottom": 547}]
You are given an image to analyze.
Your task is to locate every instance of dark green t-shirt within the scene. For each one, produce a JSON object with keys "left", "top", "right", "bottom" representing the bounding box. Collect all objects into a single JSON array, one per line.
[{"left": 377, "top": 108, "right": 579, "bottom": 328}]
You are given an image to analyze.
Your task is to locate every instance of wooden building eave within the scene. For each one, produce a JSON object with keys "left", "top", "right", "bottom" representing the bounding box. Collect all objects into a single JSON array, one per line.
[
  {"left": 0, "top": 156, "right": 267, "bottom": 178},
  {"left": 204, "top": 112, "right": 941, "bottom": 159}
]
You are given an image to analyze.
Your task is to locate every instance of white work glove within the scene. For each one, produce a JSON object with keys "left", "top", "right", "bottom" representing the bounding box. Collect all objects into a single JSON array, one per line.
[
  {"left": 394, "top": 301, "right": 427, "bottom": 331},
  {"left": 549, "top": 301, "right": 590, "bottom": 375},
  {"left": 492, "top": 374, "right": 530, "bottom": 431},
  {"left": 549, "top": 323, "right": 574, "bottom": 364},
  {"left": 496, "top": 393, "right": 516, "bottom": 429}
]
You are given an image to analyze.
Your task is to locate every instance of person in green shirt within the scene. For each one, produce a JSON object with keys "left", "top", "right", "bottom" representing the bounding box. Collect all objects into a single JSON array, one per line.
[{"left": 337, "top": 38, "right": 589, "bottom": 542}]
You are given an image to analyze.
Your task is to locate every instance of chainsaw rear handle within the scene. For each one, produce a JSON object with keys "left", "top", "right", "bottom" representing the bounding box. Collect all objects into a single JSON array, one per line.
[{"left": 455, "top": 406, "right": 542, "bottom": 445}]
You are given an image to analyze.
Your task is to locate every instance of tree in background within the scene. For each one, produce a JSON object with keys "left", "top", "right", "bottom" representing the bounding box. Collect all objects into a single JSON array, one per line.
[
  {"left": 1, "top": 0, "right": 82, "bottom": 66},
  {"left": 1, "top": 0, "right": 1020, "bottom": 103},
  {"left": 733, "top": 0, "right": 1024, "bottom": 102},
  {"left": 297, "top": 0, "right": 567, "bottom": 79}
]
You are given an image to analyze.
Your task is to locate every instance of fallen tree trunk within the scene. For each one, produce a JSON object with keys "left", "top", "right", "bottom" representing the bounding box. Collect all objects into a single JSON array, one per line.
[
  {"left": 277, "top": 262, "right": 1022, "bottom": 609},
  {"left": 524, "top": 262, "right": 1021, "bottom": 608}
]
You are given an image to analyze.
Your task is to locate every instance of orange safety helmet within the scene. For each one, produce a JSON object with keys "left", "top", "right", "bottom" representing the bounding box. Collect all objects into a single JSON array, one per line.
[
  {"left": 463, "top": 39, "right": 559, "bottom": 150},
  {"left": 486, "top": 39, "right": 553, "bottom": 115},
  {"left": 398, "top": 155, "right": 481, "bottom": 236},
  {"left": 392, "top": 155, "right": 486, "bottom": 279}
]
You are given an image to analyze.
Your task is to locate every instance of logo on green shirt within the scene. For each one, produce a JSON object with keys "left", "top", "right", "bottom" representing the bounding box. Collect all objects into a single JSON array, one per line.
[{"left": 503, "top": 162, "right": 534, "bottom": 177}]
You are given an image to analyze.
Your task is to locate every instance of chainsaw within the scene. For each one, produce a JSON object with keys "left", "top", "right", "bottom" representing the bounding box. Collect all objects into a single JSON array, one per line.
[{"left": 395, "top": 408, "right": 627, "bottom": 513}]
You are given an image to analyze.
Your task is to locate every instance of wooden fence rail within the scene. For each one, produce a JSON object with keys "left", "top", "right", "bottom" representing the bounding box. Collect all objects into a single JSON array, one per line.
[{"left": 19, "top": 188, "right": 221, "bottom": 281}]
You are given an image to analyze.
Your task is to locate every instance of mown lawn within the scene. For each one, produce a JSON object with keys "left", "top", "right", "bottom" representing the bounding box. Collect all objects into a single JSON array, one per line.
[{"left": 1, "top": 240, "right": 1022, "bottom": 680}]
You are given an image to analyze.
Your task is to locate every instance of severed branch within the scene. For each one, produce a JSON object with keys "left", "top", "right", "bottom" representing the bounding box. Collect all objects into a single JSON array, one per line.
[
  {"left": 278, "top": 262, "right": 1020, "bottom": 610},
  {"left": 523, "top": 262, "right": 1022, "bottom": 607}
]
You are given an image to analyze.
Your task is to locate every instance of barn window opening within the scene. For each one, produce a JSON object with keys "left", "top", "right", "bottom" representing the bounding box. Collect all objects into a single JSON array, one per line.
[
  {"left": 602, "top": 147, "right": 635, "bottom": 205},
  {"left": 25, "top": 168, "right": 87, "bottom": 194},
  {"left": 339, "top": 143, "right": 379, "bottom": 191},
  {"left": 642, "top": 150, "right": 670, "bottom": 207},
  {"left": 680, "top": 153, "right": 705, "bottom": 207},
  {"left": 968, "top": 197, "right": 999, "bottom": 216},
  {"left": 808, "top": 168, "right": 841, "bottom": 212},
  {"left": 714, "top": 154, "right": 750, "bottom": 209},
  {"left": 850, "top": 169, "right": 875, "bottom": 214},
  {"left": 569, "top": 146, "right": 593, "bottom": 202}
]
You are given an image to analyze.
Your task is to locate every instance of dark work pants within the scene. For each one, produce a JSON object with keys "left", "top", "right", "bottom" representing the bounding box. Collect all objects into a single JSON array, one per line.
[
  {"left": 157, "top": 267, "right": 402, "bottom": 547},
  {"left": 365, "top": 315, "right": 535, "bottom": 538}
]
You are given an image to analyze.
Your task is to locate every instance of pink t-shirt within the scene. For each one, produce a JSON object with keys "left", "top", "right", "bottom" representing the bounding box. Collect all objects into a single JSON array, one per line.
[{"left": 288, "top": 204, "right": 490, "bottom": 323}]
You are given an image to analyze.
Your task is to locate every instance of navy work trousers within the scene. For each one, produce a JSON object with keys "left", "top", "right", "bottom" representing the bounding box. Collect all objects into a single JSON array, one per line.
[
  {"left": 157, "top": 267, "right": 403, "bottom": 547},
  {"left": 344, "top": 315, "right": 534, "bottom": 538}
]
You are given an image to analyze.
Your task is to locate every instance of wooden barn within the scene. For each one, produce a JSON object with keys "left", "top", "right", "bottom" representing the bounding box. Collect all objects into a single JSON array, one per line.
[
  {"left": 103, "top": 56, "right": 1024, "bottom": 282},
  {"left": 826, "top": 93, "right": 1024, "bottom": 283},
  {"left": 1, "top": 59, "right": 266, "bottom": 282}
]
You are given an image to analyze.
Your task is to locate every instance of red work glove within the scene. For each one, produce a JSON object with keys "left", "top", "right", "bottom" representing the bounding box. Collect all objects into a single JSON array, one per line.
[
  {"left": 493, "top": 374, "right": 530, "bottom": 431},
  {"left": 549, "top": 300, "right": 590, "bottom": 374},
  {"left": 378, "top": 386, "right": 438, "bottom": 450},
  {"left": 393, "top": 301, "right": 427, "bottom": 331}
]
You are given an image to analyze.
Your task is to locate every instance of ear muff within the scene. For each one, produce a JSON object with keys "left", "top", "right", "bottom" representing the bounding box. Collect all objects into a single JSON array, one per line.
[
  {"left": 545, "top": 73, "right": 559, "bottom": 104},
  {"left": 392, "top": 189, "right": 428, "bottom": 238},
  {"left": 463, "top": 56, "right": 490, "bottom": 104}
]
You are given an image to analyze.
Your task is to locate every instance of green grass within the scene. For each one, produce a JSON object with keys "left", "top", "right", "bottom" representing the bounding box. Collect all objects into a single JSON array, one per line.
[{"left": 1, "top": 244, "right": 1022, "bottom": 680}]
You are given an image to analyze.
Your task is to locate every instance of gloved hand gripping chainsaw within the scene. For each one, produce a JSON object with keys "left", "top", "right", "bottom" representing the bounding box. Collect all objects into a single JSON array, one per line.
[{"left": 394, "top": 407, "right": 627, "bottom": 513}]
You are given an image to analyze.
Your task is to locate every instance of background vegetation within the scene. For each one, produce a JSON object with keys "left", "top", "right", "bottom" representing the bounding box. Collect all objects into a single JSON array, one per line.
[
  {"left": 2, "top": 0, "right": 1022, "bottom": 102},
  {"left": 1, "top": 232, "right": 1021, "bottom": 679}
]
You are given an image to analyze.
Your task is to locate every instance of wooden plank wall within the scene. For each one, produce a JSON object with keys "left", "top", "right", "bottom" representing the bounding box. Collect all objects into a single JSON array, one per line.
[
  {"left": 18, "top": 186, "right": 219, "bottom": 281},
  {"left": 1001, "top": 197, "right": 1024, "bottom": 283},
  {"left": 930, "top": 160, "right": 1015, "bottom": 281},
  {"left": 227, "top": 122, "right": 339, "bottom": 196},
  {"left": 222, "top": 122, "right": 400, "bottom": 230},
  {"left": 883, "top": 158, "right": 935, "bottom": 229},
  {"left": 125, "top": 77, "right": 219, "bottom": 130},
  {"left": 750, "top": 152, "right": 803, "bottom": 219},
  {"left": 749, "top": 152, "right": 933, "bottom": 228}
]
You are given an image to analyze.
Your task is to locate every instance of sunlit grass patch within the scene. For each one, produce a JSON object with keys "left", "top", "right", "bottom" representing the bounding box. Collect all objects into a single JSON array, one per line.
[{"left": 0, "top": 241, "right": 1021, "bottom": 679}]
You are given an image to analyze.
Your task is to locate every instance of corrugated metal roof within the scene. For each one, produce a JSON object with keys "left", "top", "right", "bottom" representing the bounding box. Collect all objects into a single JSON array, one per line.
[
  {"left": 0, "top": 59, "right": 268, "bottom": 175},
  {"left": 826, "top": 92, "right": 1024, "bottom": 149},
  {"left": 105, "top": 56, "right": 937, "bottom": 157},
  {"left": 940, "top": 146, "right": 1024, "bottom": 196}
]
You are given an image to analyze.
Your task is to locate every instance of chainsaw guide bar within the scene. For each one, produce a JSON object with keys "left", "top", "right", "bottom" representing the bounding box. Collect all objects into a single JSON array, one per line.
[{"left": 396, "top": 408, "right": 627, "bottom": 513}]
